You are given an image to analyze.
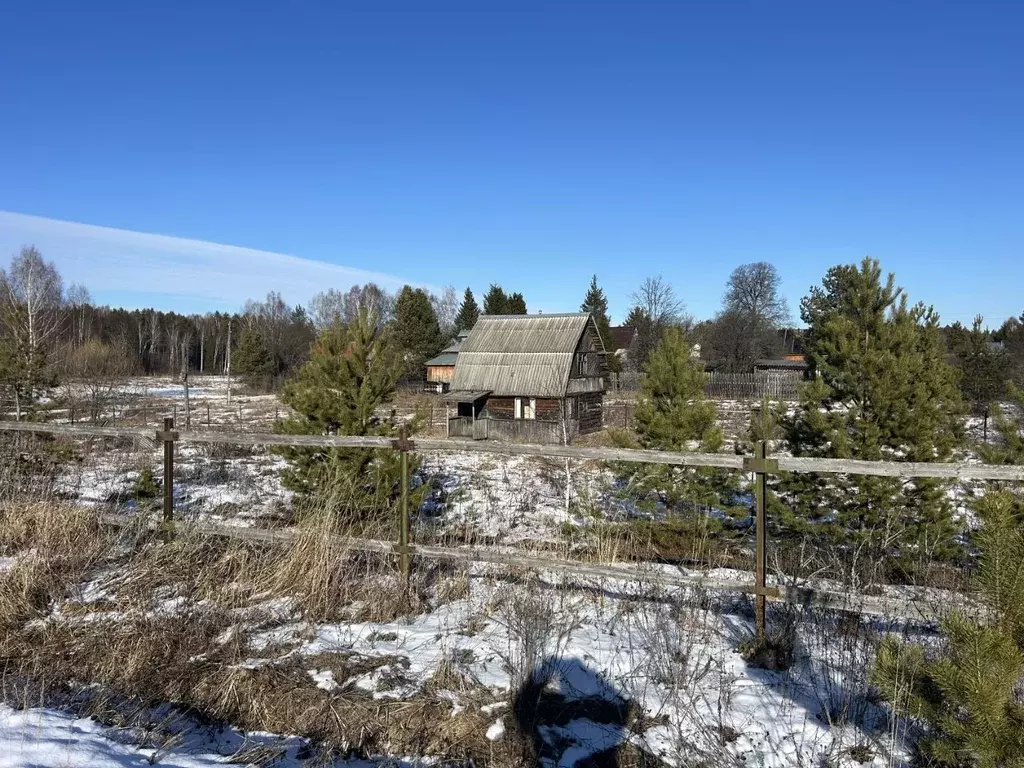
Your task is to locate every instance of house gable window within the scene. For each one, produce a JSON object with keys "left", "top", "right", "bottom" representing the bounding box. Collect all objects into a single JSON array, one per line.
[{"left": 576, "top": 353, "right": 587, "bottom": 376}]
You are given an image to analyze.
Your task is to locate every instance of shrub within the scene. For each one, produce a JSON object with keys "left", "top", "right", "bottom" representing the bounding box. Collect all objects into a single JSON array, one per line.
[{"left": 873, "top": 491, "right": 1024, "bottom": 765}]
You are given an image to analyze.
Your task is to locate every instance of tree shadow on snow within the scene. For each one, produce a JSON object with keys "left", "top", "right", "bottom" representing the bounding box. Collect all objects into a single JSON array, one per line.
[{"left": 512, "top": 656, "right": 639, "bottom": 768}]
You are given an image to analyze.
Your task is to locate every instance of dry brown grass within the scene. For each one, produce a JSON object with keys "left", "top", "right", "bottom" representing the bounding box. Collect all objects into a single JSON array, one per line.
[{"left": 0, "top": 501, "right": 111, "bottom": 627}]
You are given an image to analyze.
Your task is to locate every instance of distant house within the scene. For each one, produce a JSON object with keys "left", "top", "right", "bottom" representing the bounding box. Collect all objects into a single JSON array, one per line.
[
  {"left": 608, "top": 325, "right": 637, "bottom": 367},
  {"left": 424, "top": 330, "right": 470, "bottom": 393},
  {"left": 753, "top": 357, "right": 811, "bottom": 382},
  {"left": 444, "top": 313, "right": 606, "bottom": 443}
]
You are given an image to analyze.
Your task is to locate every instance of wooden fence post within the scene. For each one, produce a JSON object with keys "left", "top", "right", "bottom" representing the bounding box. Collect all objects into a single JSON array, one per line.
[
  {"left": 158, "top": 417, "right": 178, "bottom": 533},
  {"left": 745, "top": 440, "right": 777, "bottom": 643},
  {"left": 392, "top": 425, "right": 414, "bottom": 583}
]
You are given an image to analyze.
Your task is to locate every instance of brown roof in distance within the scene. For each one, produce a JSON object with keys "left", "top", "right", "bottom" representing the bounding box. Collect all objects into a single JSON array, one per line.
[{"left": 609, "top": 325, "right": 636, "bottom": 351}]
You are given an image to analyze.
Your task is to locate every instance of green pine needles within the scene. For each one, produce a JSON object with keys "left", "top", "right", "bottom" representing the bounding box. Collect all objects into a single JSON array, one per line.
[
  {"left": 616, "top": 327, "right": 735, "bottom": 511},
  {"left": 874, "top": 491, "right": 1024, "bottom": 767},
  {"left": 275, "top": 309, "right": 419, "bottom": 528},
  {"left": 782, "top": 258, "right": 965, "bottom": 575}
]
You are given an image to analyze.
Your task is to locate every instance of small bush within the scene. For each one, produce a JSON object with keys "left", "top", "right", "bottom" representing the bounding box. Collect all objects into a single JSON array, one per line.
[{"left": 132, "top": 466, "right": 160, "bottom": 500}]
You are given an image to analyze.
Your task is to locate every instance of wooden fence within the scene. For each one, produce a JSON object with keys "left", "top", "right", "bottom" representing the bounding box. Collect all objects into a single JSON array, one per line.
[
  {"left": 608, "top": 370, "right": 805, "bottom": 400},
  {"left": 2, "top": 420, "right": 1022, "bottom": 634}
]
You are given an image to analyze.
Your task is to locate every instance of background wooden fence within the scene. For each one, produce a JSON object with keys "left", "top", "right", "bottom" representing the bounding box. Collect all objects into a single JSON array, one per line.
[{"left": 607, "top": 370, "right": 805, "bottom": 400}]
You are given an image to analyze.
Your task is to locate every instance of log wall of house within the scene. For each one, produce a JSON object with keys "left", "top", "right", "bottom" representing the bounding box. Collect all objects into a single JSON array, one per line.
[
  {"left": 535, "top": 398, "right": 561, "bottom": 420},
  {"left": 484, "top": 397, "right": 514, "bottom": 419},
  {"left": 483, "top": 397, "right": 561, "bottom": 421},
  {"left": 577, "top": 392, "right": 603, "bottom": 434}
]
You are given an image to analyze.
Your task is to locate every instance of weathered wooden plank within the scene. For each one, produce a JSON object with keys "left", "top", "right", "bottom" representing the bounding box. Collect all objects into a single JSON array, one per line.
[
  {"left": 777, "top": 456, "right": 1024, "bottom": 482},
  {"left": 0, "top": 421, "right": 152, "bottom": 439},
  {"left": 97, "top": 513, "right": 952, "bottom": 620},
  {"left": 2, "top": 421, "right": 1022, "bottom": 481}
]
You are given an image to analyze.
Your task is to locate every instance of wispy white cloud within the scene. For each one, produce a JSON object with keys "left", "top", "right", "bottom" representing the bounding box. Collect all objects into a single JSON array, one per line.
[{"left": 0, "top": 211, "right": 431, "bottom": 311}]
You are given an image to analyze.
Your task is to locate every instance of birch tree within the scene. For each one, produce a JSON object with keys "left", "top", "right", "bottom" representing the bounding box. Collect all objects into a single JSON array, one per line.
[{"left": 0, "top": 247, "right": 65, "bottom": 419}]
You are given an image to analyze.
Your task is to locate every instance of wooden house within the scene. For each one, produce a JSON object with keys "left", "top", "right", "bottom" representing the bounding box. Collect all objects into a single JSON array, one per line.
[
  {"left": 424, "top": 330, "right": 469, "bottom": 393},
  {"left": 444, "top": 313, "right": 606, "bottom": 443}
]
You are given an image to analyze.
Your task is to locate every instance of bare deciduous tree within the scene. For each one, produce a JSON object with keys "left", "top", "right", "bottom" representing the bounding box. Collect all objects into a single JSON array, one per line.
[
  {"left": 310, "top": 284, "right": 395, "bottom": 333},
  {"left": 310, "top": 288, "right": 347, "bottom": 332},
  {"left": 65, "top": 339, "right": 135, "bottom": 422},
  {"left": 66, "top": 283, "right": 92, "bottom": 347},
  {"left": 625, "top": 276, "right": 690, "bottom": 370},
  {"left": 723, "top": 261, "right": 790, "bottom": 327},
  {"left": 430, "top": 285, "right": 459, "bottom": 340},
  {"left": 630, "top": 275, "right": 685, "bottom": 327}
]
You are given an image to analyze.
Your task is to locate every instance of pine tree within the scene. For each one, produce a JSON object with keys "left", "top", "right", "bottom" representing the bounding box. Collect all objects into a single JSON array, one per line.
[
  {"left": 392, "top": 286, "right": 444, "bottom": 376},
  {"left": 783, "top": 258, "right": 964, "bottom": 576},
  {"left": 980, "top": 383, "right": 1024, "bottom": 466},
  {"left": 580, "top": 275, "right": 612, "bottom": 351},
  {"left": 948, "top": 316, "right": 1012, "bottom": 441},
  {"left": 617, "top": 328, "right": 733, "bottom": 510},
  {"left": 454, "top": 287, "right": 480, "bottom": 332},
  {"left": 275, "top": 309, "right": 413, "bottom": 518},
  {"left": 483, "top": 284, "right": 509, "bottom": 315},
  {"left": 873, "top": 491, "right": 1024, "bottom": 766},
  {"left": 233, "top": 328, "right": 276, "bottom": 390},
  {"left": 507, "top": 292, "right": 527, "bottom": 315}
]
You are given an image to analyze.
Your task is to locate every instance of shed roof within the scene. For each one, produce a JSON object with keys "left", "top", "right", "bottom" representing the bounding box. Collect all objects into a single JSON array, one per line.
[
  {"left": 449, "top": 313, "right": 603, "bottom": 398},
  {"left": 424, "top": 330, "right": 471, "bottom": 367},
  {"left": 754, "top": 358, "right": 809, "bottom": 370},
  {"left": 424, "top": 351, "right": 458, "bottom": 367}
]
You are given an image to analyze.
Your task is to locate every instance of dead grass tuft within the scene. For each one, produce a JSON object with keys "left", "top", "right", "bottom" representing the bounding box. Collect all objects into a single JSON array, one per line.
[{"left": 0, "top": 501, "right": 110, "bottom": 627}]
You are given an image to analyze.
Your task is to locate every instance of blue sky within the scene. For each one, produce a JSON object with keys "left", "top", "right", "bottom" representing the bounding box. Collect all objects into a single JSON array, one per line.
[{"left": 1, "top": 2, "right": 1021, "bottom": 325}]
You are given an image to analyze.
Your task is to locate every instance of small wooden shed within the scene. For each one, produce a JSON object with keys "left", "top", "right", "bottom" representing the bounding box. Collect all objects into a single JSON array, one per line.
[
  {"left": 444, "top": 313, "right": 606, "bottom": 443},
  {"left": 424, "top": 331, "right": 469, "bottom": 392}
]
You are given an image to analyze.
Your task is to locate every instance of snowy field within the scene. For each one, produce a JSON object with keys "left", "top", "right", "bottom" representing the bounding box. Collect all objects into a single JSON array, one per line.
[
  {"left": 0, "top": 704, "right": 430, "bottom": 767},
  {"left": 2, "top": 376, "right": 1014, "bottom": 766}
]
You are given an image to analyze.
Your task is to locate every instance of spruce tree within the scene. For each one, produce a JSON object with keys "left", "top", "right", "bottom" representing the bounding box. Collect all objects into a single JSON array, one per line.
[
  {"left": 392, "top": 286, "right": 444, "bottom": 376},
  {"left": 276, "top": 309, "right": 412, "bottom": 517},
  {"left": 873, "top": 491, "right": 1024, "bottom": 766},
  {"left": 454, "top": 287, "right": 480, "bottom": 332},
  {"left": 483, "top": 284, "right": 509, "bottom": 315},
  {"left": 507, "top": 292, "right": 527, "bottom": 315},
  {"left": 233, "top": 328, "right": 277, "bottom": 390},
  {"left": 580, "top": 275, "right": 612, "bottom": 351},
  {"left": 782, "top": 258, "right": 964, "bottom": 577}
]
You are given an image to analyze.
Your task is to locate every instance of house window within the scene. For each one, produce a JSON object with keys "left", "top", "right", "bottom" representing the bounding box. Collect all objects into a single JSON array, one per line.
[
  {"left": 514, "top": 397, "right": 535, "bottom": 420},
  {"left": 576, "top": 354, "right": 586, "bottom": 376}
]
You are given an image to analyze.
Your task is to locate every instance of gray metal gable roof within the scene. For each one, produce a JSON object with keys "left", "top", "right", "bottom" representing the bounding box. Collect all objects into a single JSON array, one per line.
[{"left": 450, "top": 313, "right": 603, "bottom": 398}]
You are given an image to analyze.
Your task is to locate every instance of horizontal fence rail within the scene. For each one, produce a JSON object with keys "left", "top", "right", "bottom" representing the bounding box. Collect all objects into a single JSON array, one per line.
[
  {"left": 98, "top": 513, "right": 957, "bottom": 622},
  {"left": 2, "top": 420, "right": 1022, "bottom": 481}
]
